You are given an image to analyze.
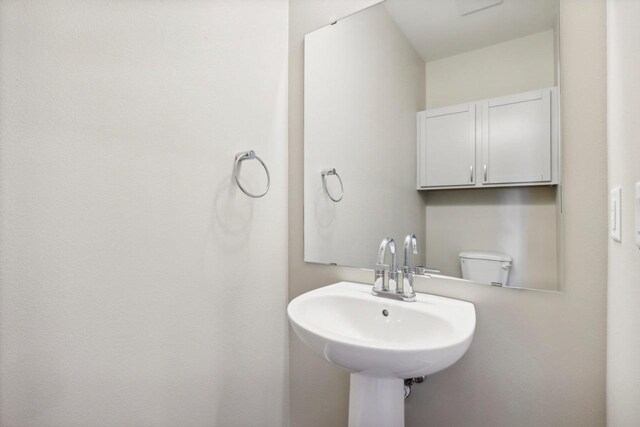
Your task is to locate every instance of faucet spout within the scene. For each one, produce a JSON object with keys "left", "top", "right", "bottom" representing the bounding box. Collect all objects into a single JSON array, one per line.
[
  {"left": 374, "top": 238, "right": 397, "bottom": 292},
  {"left": 399, "top": 234, "right": 419, "bottom": 300},
  {"left": 377, "top": 238, "right": 397, "bottom": 270},
  {"left": 403, "top": 234, "right": 418, "bottom": 269}
]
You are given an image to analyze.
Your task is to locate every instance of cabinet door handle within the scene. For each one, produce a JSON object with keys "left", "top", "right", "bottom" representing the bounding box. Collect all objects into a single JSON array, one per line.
[
  {"left": 483, "top": 164, "right": 488, "bottom": 182},
  {"left": 470, "top": 165, "right": 474, "bottom": 183}
]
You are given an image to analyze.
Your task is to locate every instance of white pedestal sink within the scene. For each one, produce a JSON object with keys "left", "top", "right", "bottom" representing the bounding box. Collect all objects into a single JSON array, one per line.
[{"left": 287, "top": 282, "right": 476, "bottom": 427}]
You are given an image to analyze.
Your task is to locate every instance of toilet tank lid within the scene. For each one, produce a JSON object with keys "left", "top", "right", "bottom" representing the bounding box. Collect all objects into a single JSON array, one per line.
[{"left": 459, "top": 251, "right": 512, "bottom": 262}]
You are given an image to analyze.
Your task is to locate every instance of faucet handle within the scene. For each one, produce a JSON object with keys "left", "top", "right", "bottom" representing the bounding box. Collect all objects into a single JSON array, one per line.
[
  {"left": 374, "top": 263, "right": 388, "bottom": 292},
  {"left": 415, "top": 266, "right": 440, "bottom": 276}
]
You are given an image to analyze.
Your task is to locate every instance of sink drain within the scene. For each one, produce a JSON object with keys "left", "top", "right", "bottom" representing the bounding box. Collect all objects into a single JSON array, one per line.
[{"left": 382, "top": 309, "right": 389, "bottom": 317}]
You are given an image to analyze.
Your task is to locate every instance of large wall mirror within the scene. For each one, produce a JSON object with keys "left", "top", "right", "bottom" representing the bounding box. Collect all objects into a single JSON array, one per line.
[{"left": 304, "top": 0, "right": 562, "bottom": 292}]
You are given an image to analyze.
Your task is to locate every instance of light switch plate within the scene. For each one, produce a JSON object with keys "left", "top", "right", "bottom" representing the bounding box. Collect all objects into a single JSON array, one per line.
[
  {"left": 635, "top": 182, "right": 640, "bottom": 248},
  {"left": 610, "top": 186, "right": 622, "bottom": 242}
]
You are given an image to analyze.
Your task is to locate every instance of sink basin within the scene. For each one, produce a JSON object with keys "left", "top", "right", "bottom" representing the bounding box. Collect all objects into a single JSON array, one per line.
[{"left": 288, "top": 281, "right": 476, "bottom": 427}]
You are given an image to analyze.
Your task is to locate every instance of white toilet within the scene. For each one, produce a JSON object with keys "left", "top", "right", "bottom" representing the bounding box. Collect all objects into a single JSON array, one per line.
[{"left": 459, "top": 251, "right": 513, "bottom": 287}]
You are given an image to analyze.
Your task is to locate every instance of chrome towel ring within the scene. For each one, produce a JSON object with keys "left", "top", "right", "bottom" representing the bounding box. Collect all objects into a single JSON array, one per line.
[
  {"left": 321, "top": 168, "right": 344, "bottom": 202},
  {"left": 234, "top": 150, "right": 270, "bottom": 198}
]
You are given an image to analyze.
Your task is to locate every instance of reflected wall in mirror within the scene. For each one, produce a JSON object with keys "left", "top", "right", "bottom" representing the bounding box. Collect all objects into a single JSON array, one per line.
[{"left": 304, "top": 0, "right": 561, "bottom": 292}]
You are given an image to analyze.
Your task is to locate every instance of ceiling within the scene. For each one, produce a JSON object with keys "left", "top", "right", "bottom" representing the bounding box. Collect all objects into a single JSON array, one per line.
[{"left": 383, "top": 0, "right": 558, "bottom": 62}]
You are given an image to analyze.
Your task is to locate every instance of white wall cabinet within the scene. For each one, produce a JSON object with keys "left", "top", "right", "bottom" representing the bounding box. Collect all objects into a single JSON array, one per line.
[
  {"left": 417, "top": 87, "right": 558, "bottom": 189},
  {"left": 417, "top": 103, "right": 476, "bottom": 188}
]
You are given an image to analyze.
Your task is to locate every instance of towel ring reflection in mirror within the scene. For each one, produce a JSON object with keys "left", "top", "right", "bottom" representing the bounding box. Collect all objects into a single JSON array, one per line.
[
  {"left": 234, "top": 150, "right": 270, "bottom": 198},
  {"left": 321, "top": 168, "right": 344, "bottom": 202}
]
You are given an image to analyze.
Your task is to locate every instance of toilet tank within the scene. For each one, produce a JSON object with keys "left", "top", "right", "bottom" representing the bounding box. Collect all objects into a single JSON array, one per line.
[{"left": 459, "top": 251, "right": 513, "bottom": 286}]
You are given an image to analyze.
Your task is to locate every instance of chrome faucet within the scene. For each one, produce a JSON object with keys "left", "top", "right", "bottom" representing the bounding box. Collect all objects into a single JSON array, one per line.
[
  {"left": 400, "top": 234, "right": 419, "bottom": 300},
  {"left": 372, "top": 235, "right": 440, "bottom": 302},
  {"left": 373, "top": 237, "right": 414, "bottom": 301},
  {"left": 374, "top": 238, "right": 398, "bottom": 293}
]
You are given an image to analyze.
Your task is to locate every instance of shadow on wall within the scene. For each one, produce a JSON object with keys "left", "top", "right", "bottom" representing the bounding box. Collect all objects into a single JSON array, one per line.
[
  {"left": 210, "top": 173, "right": 254, "bottom": 248},
  {"left": 425, "top": 186, "right": 557, "bottom": 207}
]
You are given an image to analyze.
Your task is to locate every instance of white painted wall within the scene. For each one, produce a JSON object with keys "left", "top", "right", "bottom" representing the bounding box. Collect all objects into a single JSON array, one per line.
[
  {"left": 290, "top": 1, "right": 606, "bottom": 426},
  {"left": 0, "top": 1, "right": 289, "bottom": 425},
  {"left": 606, "top": 0, "right": 640, "bottom": 424},
  {"left": 425, "top": 29, "right": 557, "bottom": 109},
  {"left": 303, "top": 3, "right": 426, "bottom": 269}
]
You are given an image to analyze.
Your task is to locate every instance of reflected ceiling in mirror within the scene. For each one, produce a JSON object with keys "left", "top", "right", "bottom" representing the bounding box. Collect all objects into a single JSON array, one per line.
[{"left": 304, "top": 0, "right": 561, "bottom": 292}]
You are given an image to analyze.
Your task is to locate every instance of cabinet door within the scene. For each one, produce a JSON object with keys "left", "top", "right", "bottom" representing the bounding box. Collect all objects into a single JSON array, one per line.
[
  {"left": 481, "top": 89, "right": 552, "bottom": 185},
  {"left": 418, "top": 104, "right": 476, "bottom": 188}
]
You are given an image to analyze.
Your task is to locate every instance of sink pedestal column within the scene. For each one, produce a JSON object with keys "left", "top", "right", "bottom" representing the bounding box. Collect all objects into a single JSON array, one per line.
[{"left": 348, "top": 373, "right": 404, "bottom": 427}]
